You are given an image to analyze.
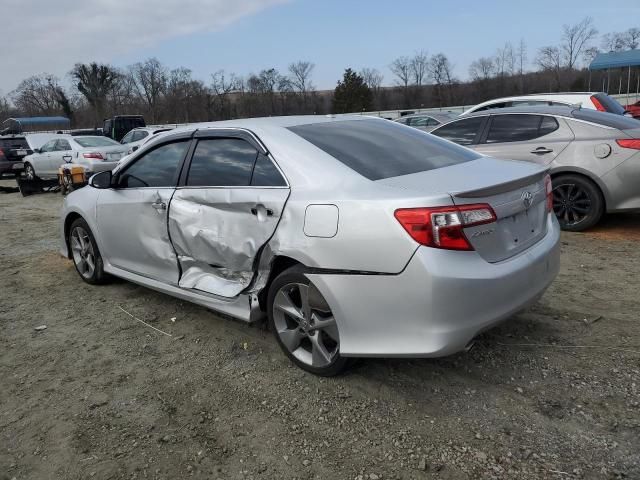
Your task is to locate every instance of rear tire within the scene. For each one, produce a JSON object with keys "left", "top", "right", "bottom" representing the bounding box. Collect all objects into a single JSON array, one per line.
[
  {"left": 68, "top": 218, "right": 109, "bottom": 285},
  {"left": 267, "top": 265, "right": 349, "bottom": 376},
  {"left": 552, "top": 174, "right": 604, "bottom": 232}
]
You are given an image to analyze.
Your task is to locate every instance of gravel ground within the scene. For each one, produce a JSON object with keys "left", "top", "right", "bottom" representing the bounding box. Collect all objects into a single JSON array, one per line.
[{"left": 1, "top": 179, "right": 639, "bottom": 480}]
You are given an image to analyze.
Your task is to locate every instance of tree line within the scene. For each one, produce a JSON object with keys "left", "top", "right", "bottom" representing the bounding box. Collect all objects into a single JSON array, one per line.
[{"left": 1, "top": 18, "right": 638, "bottom": 128}]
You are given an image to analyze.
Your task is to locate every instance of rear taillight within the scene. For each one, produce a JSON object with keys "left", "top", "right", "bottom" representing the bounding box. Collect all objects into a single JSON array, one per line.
[
  {"left": 82, "top": 152, "right": 104, "bottom": 159},
  {"left": 394, "top": 204, "right": 496, "bottom": 251},
  {"left": 591, "top": 95, "right": 606, "bottom": 112},
  {"left": 616, "top": 139, "right": 640, "bottom": 150},
  {"left": 544, "top": 174, "right": 553, "bottom": 212}
]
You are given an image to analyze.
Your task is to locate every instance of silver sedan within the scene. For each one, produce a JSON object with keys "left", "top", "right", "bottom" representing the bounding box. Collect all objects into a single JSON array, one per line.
[
  {"left": 24, "top": 135, "right": 128, "bottom": 181},
  {"left": 430, "top": 106, "right": 640, "bottom": 231},
  {"left": 59, "top": 116, "right": 560, "bottom": 375},
  {"left": 394, "top": 112, "right": 459, "bottom": 132}
]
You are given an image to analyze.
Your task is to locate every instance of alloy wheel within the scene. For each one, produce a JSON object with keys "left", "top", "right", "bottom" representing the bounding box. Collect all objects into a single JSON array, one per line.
[
  {"left": 70, "top": 226, "right": 96, "bottom": 280},
  {"left": 552, "top": 182, "right": 592, "bottom": 227},
  {"left": 272, "top": 282, "right": 339, "bottom": 368},
  {"left": 25, "top": 164, "right": 35, "bottom": 180}
]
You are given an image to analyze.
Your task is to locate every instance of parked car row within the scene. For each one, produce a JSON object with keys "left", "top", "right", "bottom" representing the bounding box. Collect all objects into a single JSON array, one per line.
[{"left": 395, "top": 92, "right": 640, "bottom": 231}]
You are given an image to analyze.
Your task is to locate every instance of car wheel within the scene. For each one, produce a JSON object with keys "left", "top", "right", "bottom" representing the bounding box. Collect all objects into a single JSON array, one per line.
[
  {"left": 24, "top": 163, "right": 38, "bottom": 181},
  {"left": 268, "top": 266, "right": 348, "bottom": 376},
  {"left": 68, "top": 218, "right": 108, "bottom": 285},
  {"left": 552, "top": 174, "right": 604, "bottom": 232}
]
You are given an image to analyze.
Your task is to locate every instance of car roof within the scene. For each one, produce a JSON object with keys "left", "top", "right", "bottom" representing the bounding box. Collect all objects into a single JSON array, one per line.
[{"left": 462, "top": 105, "right": 578, "bottom": 118}]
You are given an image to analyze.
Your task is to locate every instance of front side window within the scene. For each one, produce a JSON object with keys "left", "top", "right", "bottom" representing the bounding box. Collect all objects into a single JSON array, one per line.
[
  {"left": 56, "top": 139, "right": 72, "bottom": 151},
  {"left": 40, "top": 140, "right": 56, "bottom": 152},
  {"left": 289, "top": 119, "right": 479, "bottom": 181},
  {"left": 186, "top": 138, "right": 257, "bottom": 187},
  {"left": 121, "top": 131, "right": 134, "bottom": 144},
  {"left": 430, "top": 117, "right": 485, "bottom": 146},
  {"left": 485, "top": 115, "right": 543, "bottom": 143},
  {"left": 117, "top": 140, "right": 189, "bottom": 188}
]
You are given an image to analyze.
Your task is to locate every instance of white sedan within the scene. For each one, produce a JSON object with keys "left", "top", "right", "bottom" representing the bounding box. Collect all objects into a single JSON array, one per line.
[{"left": 24, "top": 135, "right": 128, "bottom": 180}]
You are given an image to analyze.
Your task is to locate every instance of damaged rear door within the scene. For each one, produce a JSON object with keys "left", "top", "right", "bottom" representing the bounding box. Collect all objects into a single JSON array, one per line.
[{"left": 168, "top": 129, "right": 289, "bottom": 298}]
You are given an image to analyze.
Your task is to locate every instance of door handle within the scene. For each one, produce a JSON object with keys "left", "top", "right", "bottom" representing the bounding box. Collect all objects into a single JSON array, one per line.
[
  {"left": 151, "top": 201, "right": 167, "bottom": 210},
  {"left": 531, "top": 147, "right": 553, "bottom": 154},
  {"left": 251, "top": 205, "right": 274, "bottom": 216}
]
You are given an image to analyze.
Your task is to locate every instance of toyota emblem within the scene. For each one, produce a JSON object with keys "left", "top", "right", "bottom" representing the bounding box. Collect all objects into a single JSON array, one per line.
[{"left": 521, "top": 191, "right": 533, "bottom": 209}]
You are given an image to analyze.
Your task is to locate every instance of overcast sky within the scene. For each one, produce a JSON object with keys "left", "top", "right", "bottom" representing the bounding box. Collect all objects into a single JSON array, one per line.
[{"left": 1, "top": 0, "right": 639, "bottom": 97}]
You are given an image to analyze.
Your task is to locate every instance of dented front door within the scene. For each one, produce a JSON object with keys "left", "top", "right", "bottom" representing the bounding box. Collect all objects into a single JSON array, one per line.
[{"left": 167, "top": 134, "right": 289, "bottom": 298}]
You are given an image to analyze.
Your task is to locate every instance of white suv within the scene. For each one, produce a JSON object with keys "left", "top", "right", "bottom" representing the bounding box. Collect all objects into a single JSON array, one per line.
[{"left": 461, "top": 92, "right": 627, "bottom": 116}]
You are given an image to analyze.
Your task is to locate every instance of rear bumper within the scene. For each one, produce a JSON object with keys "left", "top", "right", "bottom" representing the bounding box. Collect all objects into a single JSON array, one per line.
[
  {"left": 0, "top": 161, "right": 23, "bottom": 175},
  {"left": 307, "top": 214, "right": 561, "bottom": 357}
]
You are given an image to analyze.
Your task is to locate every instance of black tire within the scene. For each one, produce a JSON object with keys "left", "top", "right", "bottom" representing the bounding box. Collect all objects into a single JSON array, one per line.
[
  {"left": 68, "top": 217, "right": 109, "bottom": 285},
  {"left": 552, "top": 174, "right": 604, "bottom": 232},
  {"left": 267, "top": 265, "right": 349, "bottom": 376},
  {"left": 24, "top": 162, "right": 38, "bottom": 181}
]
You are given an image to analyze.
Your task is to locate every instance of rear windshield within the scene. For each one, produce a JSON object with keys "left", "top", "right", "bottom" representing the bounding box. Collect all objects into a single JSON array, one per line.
[
  {"left": 288, "top": 119, "right": 480, "bottom": 180},
  {"left": 572, "top": 109, "right": 640, "bottom": 130},
  {"left": 74, "top": 137, "right": 120, "bottom": 148},
  {"left": 0, "top": 137, "right": 29, "bottom": 149},
  {"left": 592, "top": 93, "right": 626, "bottom": 115}
]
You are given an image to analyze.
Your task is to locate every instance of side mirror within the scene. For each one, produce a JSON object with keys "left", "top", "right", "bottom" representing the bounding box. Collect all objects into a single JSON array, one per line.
[
  {"left": 132, "top": 146, "right": 139, "bottom": 152},
  {"left": 89, "top": 170, "right": 113, "bottom": 189}
]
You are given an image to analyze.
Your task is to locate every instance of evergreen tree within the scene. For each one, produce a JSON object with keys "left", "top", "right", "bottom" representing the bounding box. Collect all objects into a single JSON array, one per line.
[{"left": 332, "top": 68, "right": 373, "bottom": 113}]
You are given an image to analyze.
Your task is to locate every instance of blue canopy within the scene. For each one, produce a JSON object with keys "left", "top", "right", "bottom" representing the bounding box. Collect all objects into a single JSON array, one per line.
[
  {"left": 7, "top": 116, "right": 70, "bottom": 126},
  {"left": 589, "top": 49, "right": 640, "bottom": 71}
]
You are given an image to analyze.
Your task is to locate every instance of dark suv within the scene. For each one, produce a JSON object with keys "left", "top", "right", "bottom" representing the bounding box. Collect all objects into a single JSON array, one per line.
[{"left": 0, "top": 136, "right": 33, "bottom": 177}]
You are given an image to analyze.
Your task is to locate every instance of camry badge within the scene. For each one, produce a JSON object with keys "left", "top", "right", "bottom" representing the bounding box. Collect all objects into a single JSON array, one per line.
[{"left": 521, "top": 191, "right": 533, "bottom": 209}]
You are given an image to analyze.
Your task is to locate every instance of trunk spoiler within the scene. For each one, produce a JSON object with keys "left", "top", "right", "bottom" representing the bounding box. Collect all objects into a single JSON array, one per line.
[{"left": 454, "top": 170, "right": 548, "bottom": 198}]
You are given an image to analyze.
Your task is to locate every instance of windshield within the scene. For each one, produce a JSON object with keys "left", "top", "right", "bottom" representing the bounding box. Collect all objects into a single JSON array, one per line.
[
  {"left": 288, "top": 119, "right": 480, "bottom": 181},
  {"left": 74, "top": 136, "right": 120, "bottom": 148}
]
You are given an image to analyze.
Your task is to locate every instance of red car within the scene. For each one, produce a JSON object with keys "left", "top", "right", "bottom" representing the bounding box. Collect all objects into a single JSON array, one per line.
[{"left": 625, "top": 101, "right": 640, "bottom": 119}]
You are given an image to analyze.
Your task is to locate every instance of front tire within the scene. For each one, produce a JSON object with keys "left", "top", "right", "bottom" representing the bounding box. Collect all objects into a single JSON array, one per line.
[
  {"left": 68, "top": 218, "right": 108, "bottom": 285},
  {"left": 267, "top": 266, "right": 348, "bottom": 376},
  {"left": 552, "top": 174, "right": 604, "bottom": 232},
  {"left": 24, "top": 163, "right": 38, "bottom": 181}
]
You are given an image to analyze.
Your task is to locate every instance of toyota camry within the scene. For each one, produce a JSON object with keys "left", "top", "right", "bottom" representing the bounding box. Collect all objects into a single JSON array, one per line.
[{"left": 60, "top": 116, "right": 560, "bottom": 375}]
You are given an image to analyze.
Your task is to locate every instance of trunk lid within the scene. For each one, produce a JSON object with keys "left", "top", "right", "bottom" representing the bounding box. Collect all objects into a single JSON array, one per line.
[
  {"left": 83, "top": 145, "right": 128, "bottom": 162},
  {"left": 377, "top": 157, "right": 549, "bottom": 263}
]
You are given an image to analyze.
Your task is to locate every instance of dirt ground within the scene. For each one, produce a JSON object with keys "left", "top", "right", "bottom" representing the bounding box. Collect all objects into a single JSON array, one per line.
[{"left": 1, "top": 179, "right": 639, "bottom": 480}]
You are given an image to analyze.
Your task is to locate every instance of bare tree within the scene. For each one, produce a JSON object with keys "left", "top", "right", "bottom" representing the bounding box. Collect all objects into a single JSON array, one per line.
[
  {"left": 288, "top": 61, "right": 315, "bottom": 97},
  {"left": 468, "top": 57, "right": 496, "bottom": 81},
  {"left": 211, "top": 70, "right": 240, "bottom": 119},
  {"left": 389, "top": 56, "right": 411, "bottom": 88},
  {"left": 626, "top": 27, "right": 640, "bottom": 49},
  {"left": 10, "top": 74, "right": 61, "bottom": 115},
  {"left": 561, "top": 17, "right": 598, "bottom": 70},
  {"left": 428, "top": 53, "right": 455, "bottom": 106},
  {"left": 410, "top": 50, "right": 429, "bottom": 86},
  {"left": 129, "top": 58, "right": 168, "bottom": 123},
  {"left": 360, "top": 68, "right": 384, "bottom": 92},
  {"left": 495, "top": 42, "right": 516, "bottom": 78},
  {"left": 536, "top": 46, "right": 562, "bottom": 87},
  {"left": 601, "top": 32, "right": 626, "bottom": 52},
  {"left": 70, "top": 63, "right": 120, "bottom": 123},
  {"left": 517, "top": 39, "right": 527, "bottom": 76}
]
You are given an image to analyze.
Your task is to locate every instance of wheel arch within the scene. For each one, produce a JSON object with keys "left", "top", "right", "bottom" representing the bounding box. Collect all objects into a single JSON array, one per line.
[
  {"left": 258, "top": 255, "right": 305, "bottom": 311},
  {"left": 63, "top": 212, "right": 84, "bottom": 259},
  {"left": 549, "top": 167, "right": 609, "bottom": 211}
]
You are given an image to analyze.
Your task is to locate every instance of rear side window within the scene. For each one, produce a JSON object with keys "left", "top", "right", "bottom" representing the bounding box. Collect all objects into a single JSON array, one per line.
[
  {"left": 592, "top": 93, "right": 625, "bottom": 115},
  {"left": 431, "top": 117, "right": 485, "bottom": 146},
  {"left": 0, "top": 138, "right": 29, "bottom": 149},
  {"left": 486, "top": 115, "right": 543, "bottom": 143},
  {"left": 289, "top": 119, "right": 479, "bottom": 181},
  {"left": 118, "top": 141, "right": 189, "bottom": 188},
  {"left": 187, "top": 138, "right": 257, "bottom": 187},
  {"left": 572, "top": 109, "right": 640, "bottom": 130},
  {"left": 251, "top": 153, "right": 287, "bottom": 186},
  {"left": 539, "top": 116, "right": 559, "bottom": 136}
]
